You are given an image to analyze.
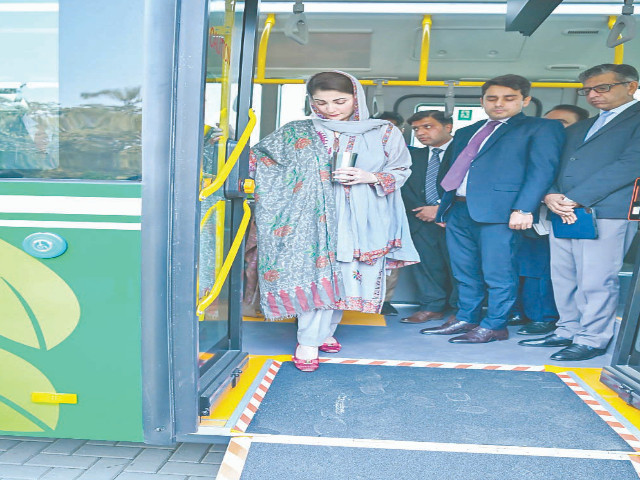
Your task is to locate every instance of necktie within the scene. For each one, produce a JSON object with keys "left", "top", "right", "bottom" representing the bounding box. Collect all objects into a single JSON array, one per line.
[
  {"left": 424, "top": 147, "right": 442, "bottom": 205},
  {"left": 440, "top": 120, "right": 501, "bottom": 191},
  {"left": 584, "top": 110, "right": 613, "bottom": 141}
]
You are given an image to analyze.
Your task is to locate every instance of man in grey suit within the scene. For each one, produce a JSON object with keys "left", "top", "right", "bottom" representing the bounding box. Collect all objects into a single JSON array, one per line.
[{"left": 520, "top": 64, "right": 640, "bottom": 361}]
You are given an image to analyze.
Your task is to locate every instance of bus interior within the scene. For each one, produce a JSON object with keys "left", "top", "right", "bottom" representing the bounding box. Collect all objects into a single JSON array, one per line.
[{"left": 4, "top": 1, "right": 640, "bottom": 477}]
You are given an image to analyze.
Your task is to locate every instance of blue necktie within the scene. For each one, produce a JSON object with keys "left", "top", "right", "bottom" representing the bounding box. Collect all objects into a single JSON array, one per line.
[
  {"left": 584, "top": 110, "right": 613, "bottom": 141},
  {"left": 425, "top": 147, "right": 442, "bottom": 205}
]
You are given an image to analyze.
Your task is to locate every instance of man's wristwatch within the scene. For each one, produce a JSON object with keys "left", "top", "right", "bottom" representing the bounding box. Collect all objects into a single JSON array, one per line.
[{"left": 513, "top": 209, "right": 532, "bottom": 215}]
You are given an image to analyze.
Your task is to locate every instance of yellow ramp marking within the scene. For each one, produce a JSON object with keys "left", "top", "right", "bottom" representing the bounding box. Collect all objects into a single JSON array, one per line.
[
  {"left": 545, "top": 365, "right": 640, "bottom": 431},
  {"left": 243, "top": 310, "right": 386, "bottom": 326},
  {"left": 200, "top": 355, "right": 291, "bottom": 427}
]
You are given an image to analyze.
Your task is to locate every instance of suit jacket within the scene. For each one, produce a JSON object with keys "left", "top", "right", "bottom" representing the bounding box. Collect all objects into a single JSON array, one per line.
[
  {"left": 401, "top": 145, "right": 453, "bottom": 234},
  {"left": 549, "top": 101, "right": 640, "bottom": 219},
  {"left": 437, "top": 113, "right": 565, "bottom": 223}
]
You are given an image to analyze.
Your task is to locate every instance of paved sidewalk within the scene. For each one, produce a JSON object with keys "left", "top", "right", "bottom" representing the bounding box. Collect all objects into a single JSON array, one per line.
[{"left": 0, "top": 436, "right": 227, "bottom": 480}]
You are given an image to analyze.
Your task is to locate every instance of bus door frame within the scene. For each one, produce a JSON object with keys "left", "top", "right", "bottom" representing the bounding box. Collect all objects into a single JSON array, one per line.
[{"left": 140, "top": 0, "right": 258, "bottom": 445}]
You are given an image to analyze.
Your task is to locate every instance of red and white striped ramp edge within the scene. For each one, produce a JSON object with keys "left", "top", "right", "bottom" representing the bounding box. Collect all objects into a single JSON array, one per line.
[
  {"left": 233, "top": 361, "right": 282, "bottom": 433},
  {"left": 318, "top": 357, "right": 547, "bottom": 370},
  {"left": 556, "top": 372, "right": 640, "bottom": 452},
  {"left": 216, "top": 436, "right": 251, "bottom": 480},
  {"left": 232, "top": 358, "right": 543, "bottom": 433}
]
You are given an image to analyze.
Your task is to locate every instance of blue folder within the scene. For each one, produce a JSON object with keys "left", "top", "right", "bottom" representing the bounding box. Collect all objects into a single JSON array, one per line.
[{"left": 550, "top": 207, "right": 598, "bottom": 239}]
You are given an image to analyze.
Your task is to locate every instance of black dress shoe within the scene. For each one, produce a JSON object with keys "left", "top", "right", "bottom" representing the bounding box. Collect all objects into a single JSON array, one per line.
[
  {"left": 380, "top": 302, "right": 398, "bottom": 316},
  {"left": 517, "top": 322, "right": 557, "bottom": 335},
  {"left": 550, "top": 344, "right": 606, "bottom": 361},
  {"left": 508, "top": 313, "right": 529, "bottom": 326},
  {"left": 518, "top": 334, "right": 572, "bottom": 347},
  {"left": 420, "top": 317, "right": 475, "bottom": 335}
]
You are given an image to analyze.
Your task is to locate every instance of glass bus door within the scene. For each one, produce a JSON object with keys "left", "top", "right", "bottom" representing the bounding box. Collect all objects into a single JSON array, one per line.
[{"left": 195, "top": 0, "right": 257, "bottom": 417}]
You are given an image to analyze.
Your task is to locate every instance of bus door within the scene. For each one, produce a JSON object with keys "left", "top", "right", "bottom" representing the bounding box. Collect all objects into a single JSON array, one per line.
[
  {"left": 146, "top": 0, "right": 259, "bottom": 444},
  {"left": 194, "top": 0, "right": 258, "bottom": 420}
]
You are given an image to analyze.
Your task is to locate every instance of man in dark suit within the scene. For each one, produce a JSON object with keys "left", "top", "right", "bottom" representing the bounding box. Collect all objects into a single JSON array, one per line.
[
  {"left": 520, "top": 64, "right": 640, "bottom": 361},
  {"left": 400, "top": 110, "right": 456, "bottom": 324},
  {"left": 422, "top": 74, "right": 565, "bottom": 343}
]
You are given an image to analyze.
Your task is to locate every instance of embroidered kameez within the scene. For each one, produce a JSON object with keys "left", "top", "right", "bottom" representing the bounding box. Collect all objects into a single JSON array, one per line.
[{"left": 250, "top": 72, "right": 418, "bottom": 335}]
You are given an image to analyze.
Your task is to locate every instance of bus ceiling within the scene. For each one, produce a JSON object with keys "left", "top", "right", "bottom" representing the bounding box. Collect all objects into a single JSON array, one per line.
[{"left": 235, "top": 0, "right": 636, "bottom": 88}]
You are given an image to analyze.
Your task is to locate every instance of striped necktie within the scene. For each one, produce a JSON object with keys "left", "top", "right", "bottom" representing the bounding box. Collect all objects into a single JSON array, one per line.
[
  {"left": 424, "top": 147, "right": 442, "bottom": 205},
  {"left": 584, "top": 110, "right": 613, "bottom": 141}
]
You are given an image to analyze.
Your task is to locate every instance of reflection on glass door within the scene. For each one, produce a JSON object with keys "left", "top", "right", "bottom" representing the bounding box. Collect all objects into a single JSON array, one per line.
[{"left": 197, "top": 0, "right": 238, "bottom": 374}]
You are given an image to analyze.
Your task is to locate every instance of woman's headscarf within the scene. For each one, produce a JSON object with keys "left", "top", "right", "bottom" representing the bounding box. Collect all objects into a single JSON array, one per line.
[{"left": 309, "top": 71, "right": 418, "bottom": 265}]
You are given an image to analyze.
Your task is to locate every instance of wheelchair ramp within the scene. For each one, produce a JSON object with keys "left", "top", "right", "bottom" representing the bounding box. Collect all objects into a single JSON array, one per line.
[{"left": 217, "top": 360, "right": 640, "bottom": 479}]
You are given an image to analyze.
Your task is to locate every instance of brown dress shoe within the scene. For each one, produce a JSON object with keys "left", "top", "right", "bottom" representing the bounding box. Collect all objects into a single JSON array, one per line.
[
  {"left": 400, "top": 310, "right": 445, "bottom": 324},
  {"left": 449, "top": 326, "right": 509, "bottom": 344},
  {"left": 420, "top": 317, "right": 476, "bottom": 335}
]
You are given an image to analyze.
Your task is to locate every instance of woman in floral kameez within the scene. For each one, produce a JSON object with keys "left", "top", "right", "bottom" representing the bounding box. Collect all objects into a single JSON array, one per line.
[{"left": 250, "top": 71, "right": 418, "bottom": 371}]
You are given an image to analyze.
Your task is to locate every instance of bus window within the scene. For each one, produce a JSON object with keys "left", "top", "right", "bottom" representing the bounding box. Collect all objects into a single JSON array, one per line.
[
  {"left": 0, "top": 0, "right": 143, "bottom": 180},
  {"left": 278, "top": 83, "right": 307, "bottom": 127}
]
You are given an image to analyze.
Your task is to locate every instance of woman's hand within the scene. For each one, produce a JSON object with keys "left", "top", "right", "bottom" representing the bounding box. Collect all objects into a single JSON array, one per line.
[{"left": 333, "top": 167, "right": 377, "bottom": 185}]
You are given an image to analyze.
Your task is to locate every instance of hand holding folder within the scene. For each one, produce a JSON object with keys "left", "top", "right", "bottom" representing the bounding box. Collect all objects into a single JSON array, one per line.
[{"left": 550, "top": 207, "right": 598, "bottom": 239}]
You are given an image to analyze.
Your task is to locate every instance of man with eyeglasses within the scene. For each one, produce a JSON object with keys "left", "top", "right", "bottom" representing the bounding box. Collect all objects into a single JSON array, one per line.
[{"left": 521, "top": 64, "right": 640, "bottom": 361}]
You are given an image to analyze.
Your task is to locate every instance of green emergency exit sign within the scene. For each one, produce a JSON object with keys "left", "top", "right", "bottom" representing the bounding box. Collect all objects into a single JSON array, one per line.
[{"left": 458, "top": 109, "right": 472, "bottom": 120}]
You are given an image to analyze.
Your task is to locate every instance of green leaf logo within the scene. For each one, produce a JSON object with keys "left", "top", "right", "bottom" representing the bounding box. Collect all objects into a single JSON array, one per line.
[
  {"left": 0, "top": 238, "right": 80, "bottom": 350},
  {"left": 0, "top": 349, "right": 59, "bottom": 432}
]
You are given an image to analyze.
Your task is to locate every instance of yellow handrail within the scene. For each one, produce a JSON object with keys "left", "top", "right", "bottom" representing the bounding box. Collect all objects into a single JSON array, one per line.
[
  {"left": 196, "top": 200, "right": 252, "bottom": 315},
  {"left": 250, "top": 78, "right": 583, "bottom": 89},
  {"left": 200, "top": 109, "right": 257, "bottom": 200},
  {"left": 256, "top": 13, "right": 276, "bottom": 81},
  {"left": 418, "top": 15, "right": 432, "bottom": 82},
  {"left": 247, "top": 12, "right": 583, "bottom": 89},
  {"left": 608, "top": 15, "right": 625, "bottom": 64}
]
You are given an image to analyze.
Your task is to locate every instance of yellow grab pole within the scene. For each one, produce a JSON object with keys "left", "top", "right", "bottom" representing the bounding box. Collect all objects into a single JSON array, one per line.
[
  {"left": 256, "top": 13, "right": 276, "bottom": 81},
  {"left": 418, "top": 15, "right": 432, "bottom": 82},
  {"left": 608, "top": 15, "right": 624, "bottom": 64}
]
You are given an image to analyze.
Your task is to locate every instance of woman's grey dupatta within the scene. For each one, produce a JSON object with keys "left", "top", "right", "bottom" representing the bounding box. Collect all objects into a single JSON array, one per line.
[{"left": 251, "top": 120, "right": 344, "bottom": 320}]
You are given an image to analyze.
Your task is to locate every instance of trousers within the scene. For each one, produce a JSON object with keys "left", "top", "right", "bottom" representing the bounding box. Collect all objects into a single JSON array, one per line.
[
  {"left": 550, "top": 219, "right": 636, "bottom": 348},
  {"left": 297, "top": 309, "right": 344, "bottom": 346}
]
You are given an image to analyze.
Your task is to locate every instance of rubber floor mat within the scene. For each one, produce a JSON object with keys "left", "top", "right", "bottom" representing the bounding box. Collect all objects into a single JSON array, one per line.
[
  {"left": 244, "top": 363, "right": 634, "bottom": 451},
  {"left": 236, "top": 442, "right": 640, "bottom": 480}
]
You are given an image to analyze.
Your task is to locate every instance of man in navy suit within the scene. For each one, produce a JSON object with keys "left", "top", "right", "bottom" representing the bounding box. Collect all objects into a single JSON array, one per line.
[
  {"left": 520, "top": 64, "right": 640, "bottom": 361},
  {"left": 422, "top": 74, "right": 565, "bottom": 343},
  {"left": 400, "top": 110, "right": 456, "bottom": 324}
]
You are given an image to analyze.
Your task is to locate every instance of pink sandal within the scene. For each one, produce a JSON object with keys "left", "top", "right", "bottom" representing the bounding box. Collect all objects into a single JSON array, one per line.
[
  {"left": 292, "top": 345, "right": 320, "bottom": 372},
  {"left": 319, "top": 339, "right": 342, "bottom": 353}
]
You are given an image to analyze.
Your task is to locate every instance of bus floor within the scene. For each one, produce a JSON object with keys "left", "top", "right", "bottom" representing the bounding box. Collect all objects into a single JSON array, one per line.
[
  {"left": 208, "top": 306, "right": 640, "bottom": 479},
  {"left": 243, "top": 305, "right": 617, "bottom": 368}
]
